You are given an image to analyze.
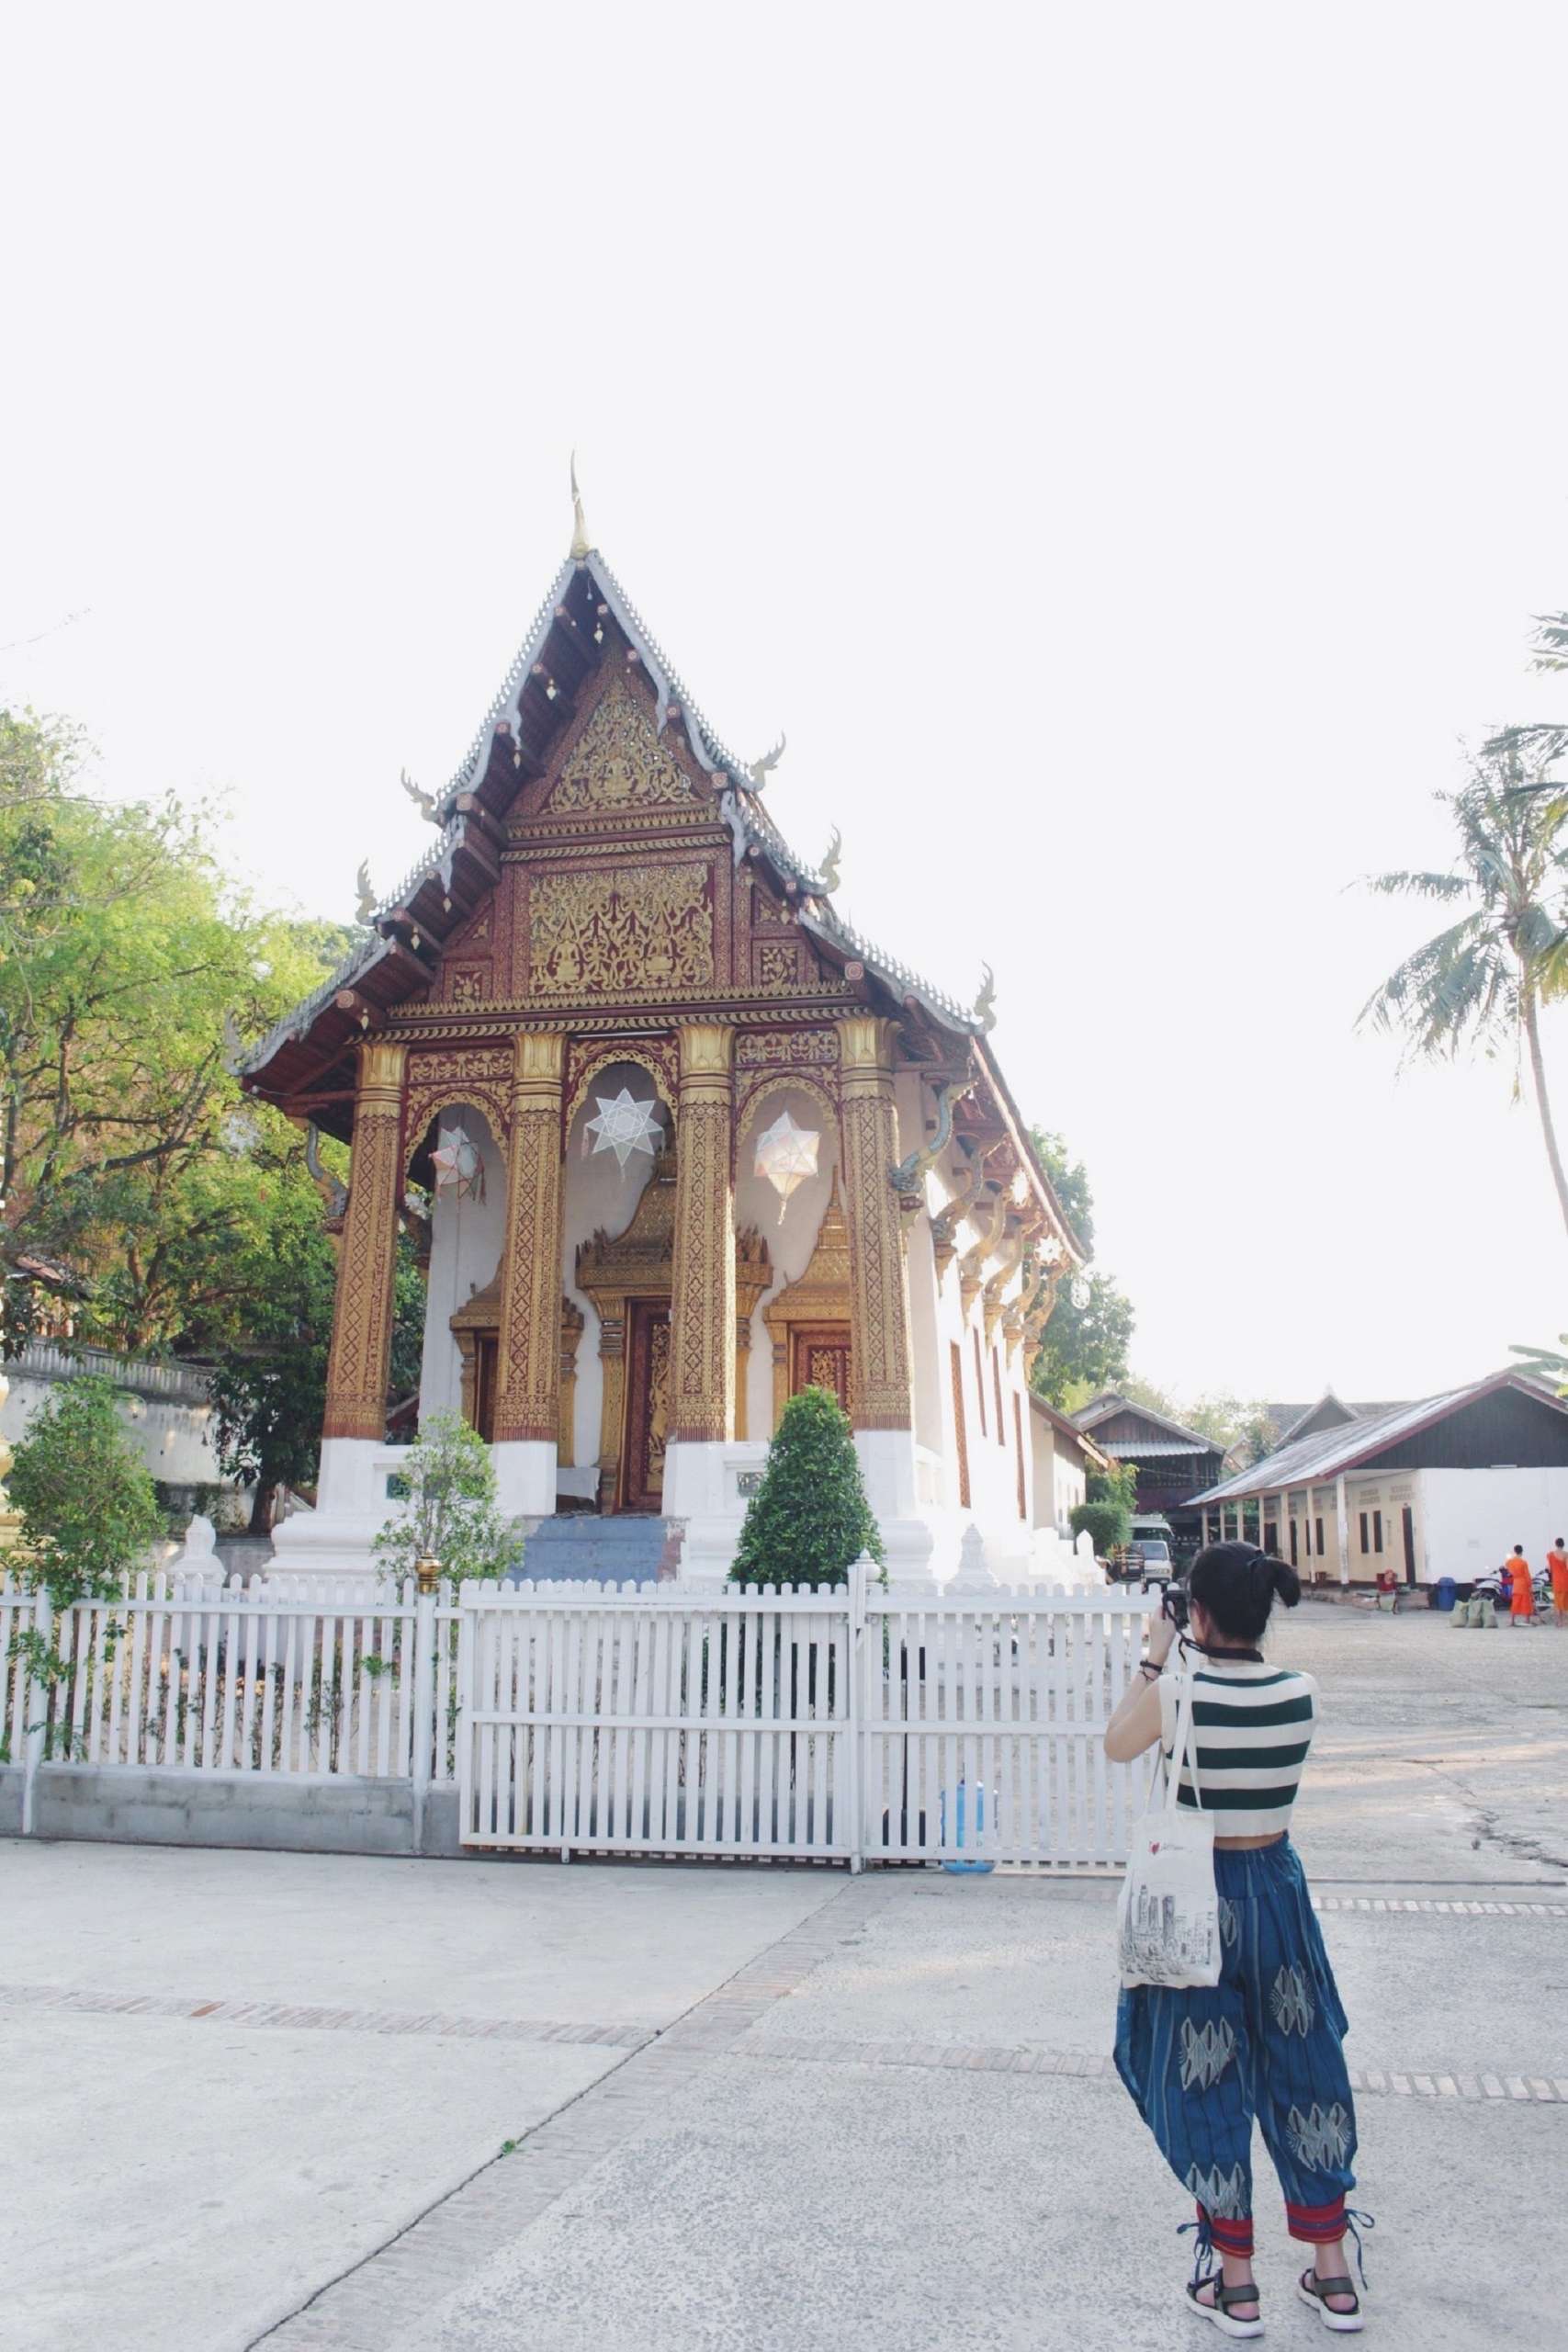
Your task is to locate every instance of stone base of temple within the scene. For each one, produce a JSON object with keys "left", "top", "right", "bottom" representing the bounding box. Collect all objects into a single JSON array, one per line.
[
  {"left": 491, "top": 1439, "right": 558, "bottom": 1521},
  {"left": 267, "top": 1438, "right": 400, "bottom": 1577}
]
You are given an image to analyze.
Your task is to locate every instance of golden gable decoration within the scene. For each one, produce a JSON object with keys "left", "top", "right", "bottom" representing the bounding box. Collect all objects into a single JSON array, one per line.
[
  {"left": 529, "top": 864, "right": 713, "bottom": 995},
  {"left": 544, "top": 668, "right": 696, "bottom": 814}
]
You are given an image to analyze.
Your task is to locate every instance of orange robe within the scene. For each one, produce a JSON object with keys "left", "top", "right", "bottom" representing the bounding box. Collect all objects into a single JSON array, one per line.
[
  {"left": 1507, "top": 1557, "right": 1535, "bottom": 1618},
  {"left": 1549, "top": 1550, "right": 1568, "bottom": 1612}
]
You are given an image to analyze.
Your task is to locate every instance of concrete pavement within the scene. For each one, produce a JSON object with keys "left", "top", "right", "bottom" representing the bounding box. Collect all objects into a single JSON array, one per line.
[{"left": 1, "top": 1600, "right": 1563, "bottom": 2350}]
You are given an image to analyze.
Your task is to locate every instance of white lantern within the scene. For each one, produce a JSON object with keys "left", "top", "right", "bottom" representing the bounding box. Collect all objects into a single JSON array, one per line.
[
  {"left": 430, "top": 1124, "right": 483, "bottom": 1203},
  {"left": 754, "top": 1110, "right": 820, "bottom": 1220},
  {"left": 585, "top": 1087, "right": 662, "bottom": 1169}
]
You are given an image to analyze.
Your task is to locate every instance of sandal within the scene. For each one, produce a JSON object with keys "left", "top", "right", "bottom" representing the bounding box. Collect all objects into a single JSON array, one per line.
[
  {"left": 1297, "top": 2268, "right": 1364, "bottom": 2334},
  {"left": 1184, "top": 2274, "right": 1265, "bottom": 2339}
]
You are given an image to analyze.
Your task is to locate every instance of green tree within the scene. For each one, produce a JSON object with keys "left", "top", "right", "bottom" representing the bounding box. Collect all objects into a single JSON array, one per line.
[
  {"left": 1, "top": 710, "right": 355, "bottom": 1351},
  {"left": 1087, "top": 1458, "right": 1138, "bottom": 1513},
  {"left": 1025, "top": 1129, "right": 1136, "bottom": 1410},
  {"left": 371, "top": 1412, "right": 520, "bottom": 1584},
  {"left": 1069, "top": 1497, "right": 1131, "bottom": 1555},
  {"left": 1362, "top": 749, "right": 1568, "bottom": 1238},
  {"left": 730, "top": 1384, "right": 882, "bottom": 1589}
]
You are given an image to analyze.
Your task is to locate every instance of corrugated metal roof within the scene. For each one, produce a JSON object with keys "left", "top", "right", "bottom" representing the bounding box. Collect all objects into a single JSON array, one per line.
[
  {"left": 1074, "top": 1394, "right": 1222, "bottom": 1452},
  {"left": 1095, "top": 1437, "right": 1213, "bottom": 1459},
  {"left": 1185, "top": 1372, "right": 1568, "bottom": 1505}
]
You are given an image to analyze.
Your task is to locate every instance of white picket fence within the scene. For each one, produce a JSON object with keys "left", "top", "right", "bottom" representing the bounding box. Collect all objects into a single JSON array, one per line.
[
  {"left": 457, "top": 1569, "right": 1154, "bottom": 1869},
  {"left": 0, "top": 1568, "right": 460, "bottom": 1829},
  {"left": 5, "top": 1564, "right": 1154, "bottom": 1867}
]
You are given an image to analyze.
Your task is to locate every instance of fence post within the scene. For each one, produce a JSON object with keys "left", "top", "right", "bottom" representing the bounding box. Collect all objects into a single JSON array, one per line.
[
  {"left": 21, "top": 1582, "right": 52, "bottom": 1838},
  {"left": 411, "top": 1556, "right": 439, "bottom": 1855},
  {"left": 846, "top": 1552, "right": 873, "bottom": 1873}
]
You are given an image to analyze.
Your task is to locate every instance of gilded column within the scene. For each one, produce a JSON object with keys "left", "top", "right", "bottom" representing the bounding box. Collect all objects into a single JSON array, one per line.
[
  {"left": 493, "top": 1032, "right": 567, "bottom": 1444},
  {"left": 837, "top": 1015, "right": 914, "bottom": 1433},
  {"left": 322, "top": 1040, "right": 409, "bottom": 1440},
  {"left": 668, "top": 1023, "right": 736, "bottom": 1443}
]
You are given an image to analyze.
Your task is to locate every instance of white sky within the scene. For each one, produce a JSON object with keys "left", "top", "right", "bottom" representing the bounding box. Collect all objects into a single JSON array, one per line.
[{"left": 4, "top": 2, "right": 1565, "bottom": 1406}]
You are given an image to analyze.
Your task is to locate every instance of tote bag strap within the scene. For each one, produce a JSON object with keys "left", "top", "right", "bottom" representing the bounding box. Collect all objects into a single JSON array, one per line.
[{"left": 1162, "top": 1668, "right": 1206, "bottom": 1817}]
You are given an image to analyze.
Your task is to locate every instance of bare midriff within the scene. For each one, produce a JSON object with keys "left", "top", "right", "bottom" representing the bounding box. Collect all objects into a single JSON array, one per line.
[{"left": 1213, "top": 1831, "right": 1287, "bottom": 1849}]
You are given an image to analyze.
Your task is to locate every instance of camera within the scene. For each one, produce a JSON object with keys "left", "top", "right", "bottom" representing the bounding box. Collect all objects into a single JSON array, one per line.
[{"left": 1161, "top": 1581, "right": 1190, "bottom": 1632}]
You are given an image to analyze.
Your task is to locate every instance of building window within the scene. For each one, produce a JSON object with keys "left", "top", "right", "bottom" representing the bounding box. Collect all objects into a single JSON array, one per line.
[
  {"left": 992, "top": 1349, "right": 1005, "bottom": 1445},
  {"left": 1315, "top": 1515, "right": 1325, "bottom": 1555},
  {"left": 973, "top": 1329, "right": 987, "bottom": 1439},
  {"left": 1290, "top": 1518, "right": 1298, "bottom": 1566},
  {"left": 1359, "top": 1511, "right": 1370, "bottom": 1553},
  {"left": 951, "top": 1342, "right": 971, "bottom": 1510},
  {"left": 1373, "top": 1510, "right": 1383, "bottom": 1554}
]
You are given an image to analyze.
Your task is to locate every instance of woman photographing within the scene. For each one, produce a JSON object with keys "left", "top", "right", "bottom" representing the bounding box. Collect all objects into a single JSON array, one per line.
[{"left": 1105, "top": 1543, "right": 1371, "bottom": 2336}]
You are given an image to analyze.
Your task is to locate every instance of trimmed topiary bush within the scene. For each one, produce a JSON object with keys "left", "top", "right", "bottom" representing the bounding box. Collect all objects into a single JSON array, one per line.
[
  {"left": 1069, "top": 1497, "right": 1131, "bottom": 1556},
  {"left": 729, "top": 1384, "right": 882, "bottom": 1589}
]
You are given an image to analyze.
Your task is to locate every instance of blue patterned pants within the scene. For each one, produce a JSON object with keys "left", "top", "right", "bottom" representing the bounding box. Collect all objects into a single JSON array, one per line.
[{"left": 1114, "top": 1838, "right": 1359, "bottom": 2258}]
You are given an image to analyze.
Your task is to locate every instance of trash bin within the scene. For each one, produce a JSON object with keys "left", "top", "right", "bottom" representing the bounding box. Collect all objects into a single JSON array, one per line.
[{"left": 1435, "top": 1575, "right": 1457, "bottom": 1611}]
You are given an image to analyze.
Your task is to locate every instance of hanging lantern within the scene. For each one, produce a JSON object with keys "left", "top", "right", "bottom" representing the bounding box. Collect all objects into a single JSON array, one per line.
[
  {"left": 584, "top": 1088, "right": 662, "bottom": 1169},
  {"left": 754, "top": 1110, "right": 820, "bottom": 1221},
  {"left": 430, "top": 1124, "right": 484, "bottom": 1203}
]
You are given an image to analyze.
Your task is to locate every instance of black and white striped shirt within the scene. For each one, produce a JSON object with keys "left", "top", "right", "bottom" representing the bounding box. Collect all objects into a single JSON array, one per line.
[{"left": 1157, "top": 1653, "right": 1318, "bottom": 1838}]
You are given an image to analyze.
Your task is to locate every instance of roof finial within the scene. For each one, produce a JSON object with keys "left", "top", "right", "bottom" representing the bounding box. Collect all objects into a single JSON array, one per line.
[{"left": 570, "top": 450, "right": 591, "bottom": 560}]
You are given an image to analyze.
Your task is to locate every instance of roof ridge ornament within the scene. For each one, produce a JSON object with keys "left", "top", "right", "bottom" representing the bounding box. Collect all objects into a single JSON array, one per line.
[
  {"left": 355, "top": 861, "right": 377, "bottom": 924},
  {"left": 746, "top": 731, "right": 786, "bottom": 790},
  {"left": 400, "top": 767, "right": 439, "bottom": 825},
  {"left": 818, "top": 826, "right": 842, "bottom": 894},
  {"left": 975, "top": 963, "right": 998, "bottom": 1033},
  {"left": 570, "top": 451, "right": 592, "bottom": 560}
]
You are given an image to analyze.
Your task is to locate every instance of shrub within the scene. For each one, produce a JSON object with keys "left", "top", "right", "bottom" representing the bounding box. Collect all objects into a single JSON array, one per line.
[
  {"left": 730, "top": 1385, "right": 882, "bottom": 1589},
  {"left": 6, "top": 1374, "right": 162, "bottom": 1604},
  {"left": 372, "top": 1412, "right": 521, "bottom": 1584},
  {"left": 1069, "top": 1498, "right": 1131, "bottom": 1556}
]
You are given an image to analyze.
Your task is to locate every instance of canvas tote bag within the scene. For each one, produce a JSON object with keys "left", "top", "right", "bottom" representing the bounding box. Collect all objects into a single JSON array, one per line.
[{"left": 1117, "top": 1668, "right": 1221, "bottom": 1990}]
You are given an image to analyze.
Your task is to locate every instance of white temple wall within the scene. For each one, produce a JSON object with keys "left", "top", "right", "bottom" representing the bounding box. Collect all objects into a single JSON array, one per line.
[
  {"left": 735, "top": 1082, "right": 840, "bottom": 1441},
  {"left": 418, "top": 1110, "right": 505, "bottom": 1426},
  {"left": 561, "top": 1067, "right": 669, "bottom": 1476}
]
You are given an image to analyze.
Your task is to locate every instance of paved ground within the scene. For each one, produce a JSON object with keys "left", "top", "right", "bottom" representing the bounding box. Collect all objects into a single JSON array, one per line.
[{"left": 2, "top": 1600, "right": 1564, "bottom": 2351}]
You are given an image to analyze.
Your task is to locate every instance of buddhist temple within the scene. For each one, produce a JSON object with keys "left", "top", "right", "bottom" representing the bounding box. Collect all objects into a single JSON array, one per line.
[{"left": 241, "top": 486, "right": 1084, "bottom": 1584}]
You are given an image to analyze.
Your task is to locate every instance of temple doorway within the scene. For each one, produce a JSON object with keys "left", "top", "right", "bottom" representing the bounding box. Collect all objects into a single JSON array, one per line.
[
  {"left": 790, "top": 1324, "right": 853, "bottom": 1419},
  {"left": 621, "top": 1299, "right": 671, "bottom": 1512}
]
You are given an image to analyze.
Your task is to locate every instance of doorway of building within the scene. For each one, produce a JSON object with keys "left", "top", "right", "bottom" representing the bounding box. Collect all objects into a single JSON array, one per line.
[
  {"left": 1402, "top": 1505, "right": 1417, "bottom": 1587},
  {"left": 789, "top": 1324, "right": 853, "bottom": 1419},
  {"left": 621, "top": 1300, "right": 671, "bottom": 1512}
]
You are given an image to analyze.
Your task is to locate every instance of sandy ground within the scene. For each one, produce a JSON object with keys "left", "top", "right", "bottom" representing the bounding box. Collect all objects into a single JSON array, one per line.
[{"left": 2, "top": 1600, "right": 1562, "bottom": 2351}]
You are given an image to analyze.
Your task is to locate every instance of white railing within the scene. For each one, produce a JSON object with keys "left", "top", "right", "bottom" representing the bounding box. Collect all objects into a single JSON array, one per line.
[
  {"left": 0, "top": 1568, "right": 461, "bottom": 1831},
  {"left": 456, "top": 1568, "right": 1153, "bottom": 1870}
]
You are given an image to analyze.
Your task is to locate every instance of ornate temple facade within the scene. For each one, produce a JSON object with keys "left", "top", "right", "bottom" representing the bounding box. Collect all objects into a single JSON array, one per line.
[{"left": 242, "top": 503, "right": 1083, "bottom": 1584}]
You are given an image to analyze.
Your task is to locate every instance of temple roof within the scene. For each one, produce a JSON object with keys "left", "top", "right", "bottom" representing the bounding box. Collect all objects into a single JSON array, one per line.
[{"left": 241, "top": 537, "right": 989, "bottom": 1085}]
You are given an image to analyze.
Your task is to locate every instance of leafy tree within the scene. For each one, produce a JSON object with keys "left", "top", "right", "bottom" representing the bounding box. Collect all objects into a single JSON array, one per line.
[
  {"left": 1025, "top": 1129, "right": 1136, "bottom": 1409},
  {"left": 1361, "top": 748, "right": 1568, "bottom": 1237},
  {"left": 1087, "top": 1458, "right": 1138, "bottom": 1512},
  {"left": 730, "top": 1384, "right": 882, "bottom": 1589},
  {"left": 1069, "top": 1497, "right": 1131, "bottom": 1555},
  {"left": 372, "top": 1412, "right": 520, "bottom": 1584},
  {"left": 1, "top": 710, "right": 355, "bottom": 1352}
]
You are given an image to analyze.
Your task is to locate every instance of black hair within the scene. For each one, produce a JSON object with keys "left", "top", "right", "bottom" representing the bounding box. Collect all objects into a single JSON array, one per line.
[{"left": 1188, "top": 1541, "right": 1301, "bottom": 1645}]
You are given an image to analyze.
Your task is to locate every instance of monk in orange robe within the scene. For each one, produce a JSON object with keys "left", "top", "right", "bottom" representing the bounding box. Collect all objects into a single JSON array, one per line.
[
  {"left": 1548, "top": 1539, "right": 1568, "bottom": 1626},
  {"left": 1506, "top": 1546, "right": 1535, "bottom": 1623}
]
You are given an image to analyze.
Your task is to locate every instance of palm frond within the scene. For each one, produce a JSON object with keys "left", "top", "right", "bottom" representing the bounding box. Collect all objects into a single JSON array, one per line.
[
  {"left": 1529, "top": 613, "right": 1568, "bottom": 673},
  {"left": 1363, "top": 869, "right": 1470, "bottom": 901}
]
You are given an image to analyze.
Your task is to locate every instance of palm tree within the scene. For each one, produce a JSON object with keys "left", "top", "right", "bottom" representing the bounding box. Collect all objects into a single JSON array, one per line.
[{"left": 1361, "top": 749, "right": 1568, "bottom": 1238}]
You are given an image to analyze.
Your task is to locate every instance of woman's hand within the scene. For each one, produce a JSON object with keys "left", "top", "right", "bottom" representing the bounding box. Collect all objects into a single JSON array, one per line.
[{"left": 1145, "top": 1609, "right": 1177, "bottom": 1669}]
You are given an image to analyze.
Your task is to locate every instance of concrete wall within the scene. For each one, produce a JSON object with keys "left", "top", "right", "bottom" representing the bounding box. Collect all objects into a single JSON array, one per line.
[
  {"left": 1415, "top": 1465, "right": 1568, "bottom": 1584},
  {"left": 1, "top": 1764, "right": 461, "bottom": 1860},
  {"left": 1, "top": 1342, "right": 227, "bottom": 1491}
]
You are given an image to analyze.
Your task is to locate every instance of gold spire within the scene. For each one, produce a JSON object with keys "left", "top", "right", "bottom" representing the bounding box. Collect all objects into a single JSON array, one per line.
[{"left": 570, "top": 450, "right": 591, "bottom": 560}]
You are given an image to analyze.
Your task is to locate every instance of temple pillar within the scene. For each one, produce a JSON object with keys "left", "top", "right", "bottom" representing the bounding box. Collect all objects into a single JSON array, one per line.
[
  {"left": 661, "top": 1023, "right": 737, "bottom": 1568},
  {"left": 838, "top": 1015, "right": 933, "bottom": 1588},
  {"left": 492, "top": 1031, "right": 567, "bottom": 1519},
  {"left": 313, "top": 1039, "right": 408, "bottom": 1529}
]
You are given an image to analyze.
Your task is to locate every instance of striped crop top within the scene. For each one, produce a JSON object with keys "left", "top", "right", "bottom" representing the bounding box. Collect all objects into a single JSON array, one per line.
[{"left": 1157, "top": 1654, "right": 1319, "bottom": 1838}]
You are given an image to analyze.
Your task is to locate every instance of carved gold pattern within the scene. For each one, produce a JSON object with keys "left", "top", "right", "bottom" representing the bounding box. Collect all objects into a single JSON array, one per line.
[
  {"left": 755, "top": 942, "right": 797, "bottom": 989},
  {"left": 762, "top": 1170, "right": 854, "bottom": 1433},
  {"left": 735, "top": 1029, "right": 840, "bottom": 1069},
  {"left": 323, "top": 1041, "right": 408, "bottom": 1440},
  {"left": 387, "top": 991, "right": 857, "bottom": 1037},
  {"left": 837, "top": 1016, "right": 914, "bottom": 1433},
  {"left": 543, "top": 668, "right": 696, "bottom": 814},
  {"left": 403, "top": 1045, "right": 514, "bottom": 1172},
  {"left": 669, "top": 1023, "right": 736, "bottom": 1443},
  {"left": 493, "top": 1032, "right": 567, "bottom": 1445},
  {"left": 529, "top": 864, "right": 713, "bottom": 996}
]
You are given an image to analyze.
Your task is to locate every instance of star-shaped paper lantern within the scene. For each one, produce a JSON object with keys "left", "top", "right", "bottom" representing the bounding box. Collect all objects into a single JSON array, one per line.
[
  {"left": 754, "top": 1110, "right": 820, "bottom": 1220},
  {"left": 430, "top": 1124, "right": 484, "bottom": 1202},
  {"left": 585, "top": 1088, "right": 662, "bottom": 1170}
]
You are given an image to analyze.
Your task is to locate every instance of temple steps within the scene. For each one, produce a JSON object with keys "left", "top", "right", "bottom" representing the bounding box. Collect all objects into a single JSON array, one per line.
[{"left": 512, "top": 1514, "right": 682, "bottom": 1587}]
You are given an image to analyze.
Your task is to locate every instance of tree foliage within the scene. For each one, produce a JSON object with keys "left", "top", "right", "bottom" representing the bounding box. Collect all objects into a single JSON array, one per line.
[
  {"left": 1025, "top": 1129, "right": 1135, "bottom": 1411},
  {"left": 1, "top": 709, "right": 355, "bottom": 1353},
  {"left": 1361, "top": 745, "right": 1568, "bottom": 1236},
  {"left": 5, "top": 1374, "right": 161, "bottom": 1601},
  {"left": 730, "top": 1384, "right": 882, "bottom": 1589},
  {"left": 1069, "top": 1497, "right": 1131, "bottom": 1556},
  {"left": 372, "top": 1412, "right": 521, "bottom": 1584},
  {"left": 1087, "top": 1458, "right": 1138, "bottom": 1512}
]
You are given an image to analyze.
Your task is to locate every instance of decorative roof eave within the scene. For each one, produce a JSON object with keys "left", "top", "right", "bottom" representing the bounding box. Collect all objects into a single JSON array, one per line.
[{"left": 1075, "top": 1393, "right": 1221, "bottom": 1451}]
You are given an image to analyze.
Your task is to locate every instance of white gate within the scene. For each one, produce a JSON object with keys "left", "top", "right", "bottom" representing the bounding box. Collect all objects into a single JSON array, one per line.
[{"left": 456, "top": 1569, "right": 1152, "bottom": 1868}]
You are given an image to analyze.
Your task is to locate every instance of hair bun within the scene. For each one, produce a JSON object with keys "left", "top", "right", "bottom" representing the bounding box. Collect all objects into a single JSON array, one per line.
[{"left": 1270, "top": 1559, "right": 1302, "bottom": 1610}]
